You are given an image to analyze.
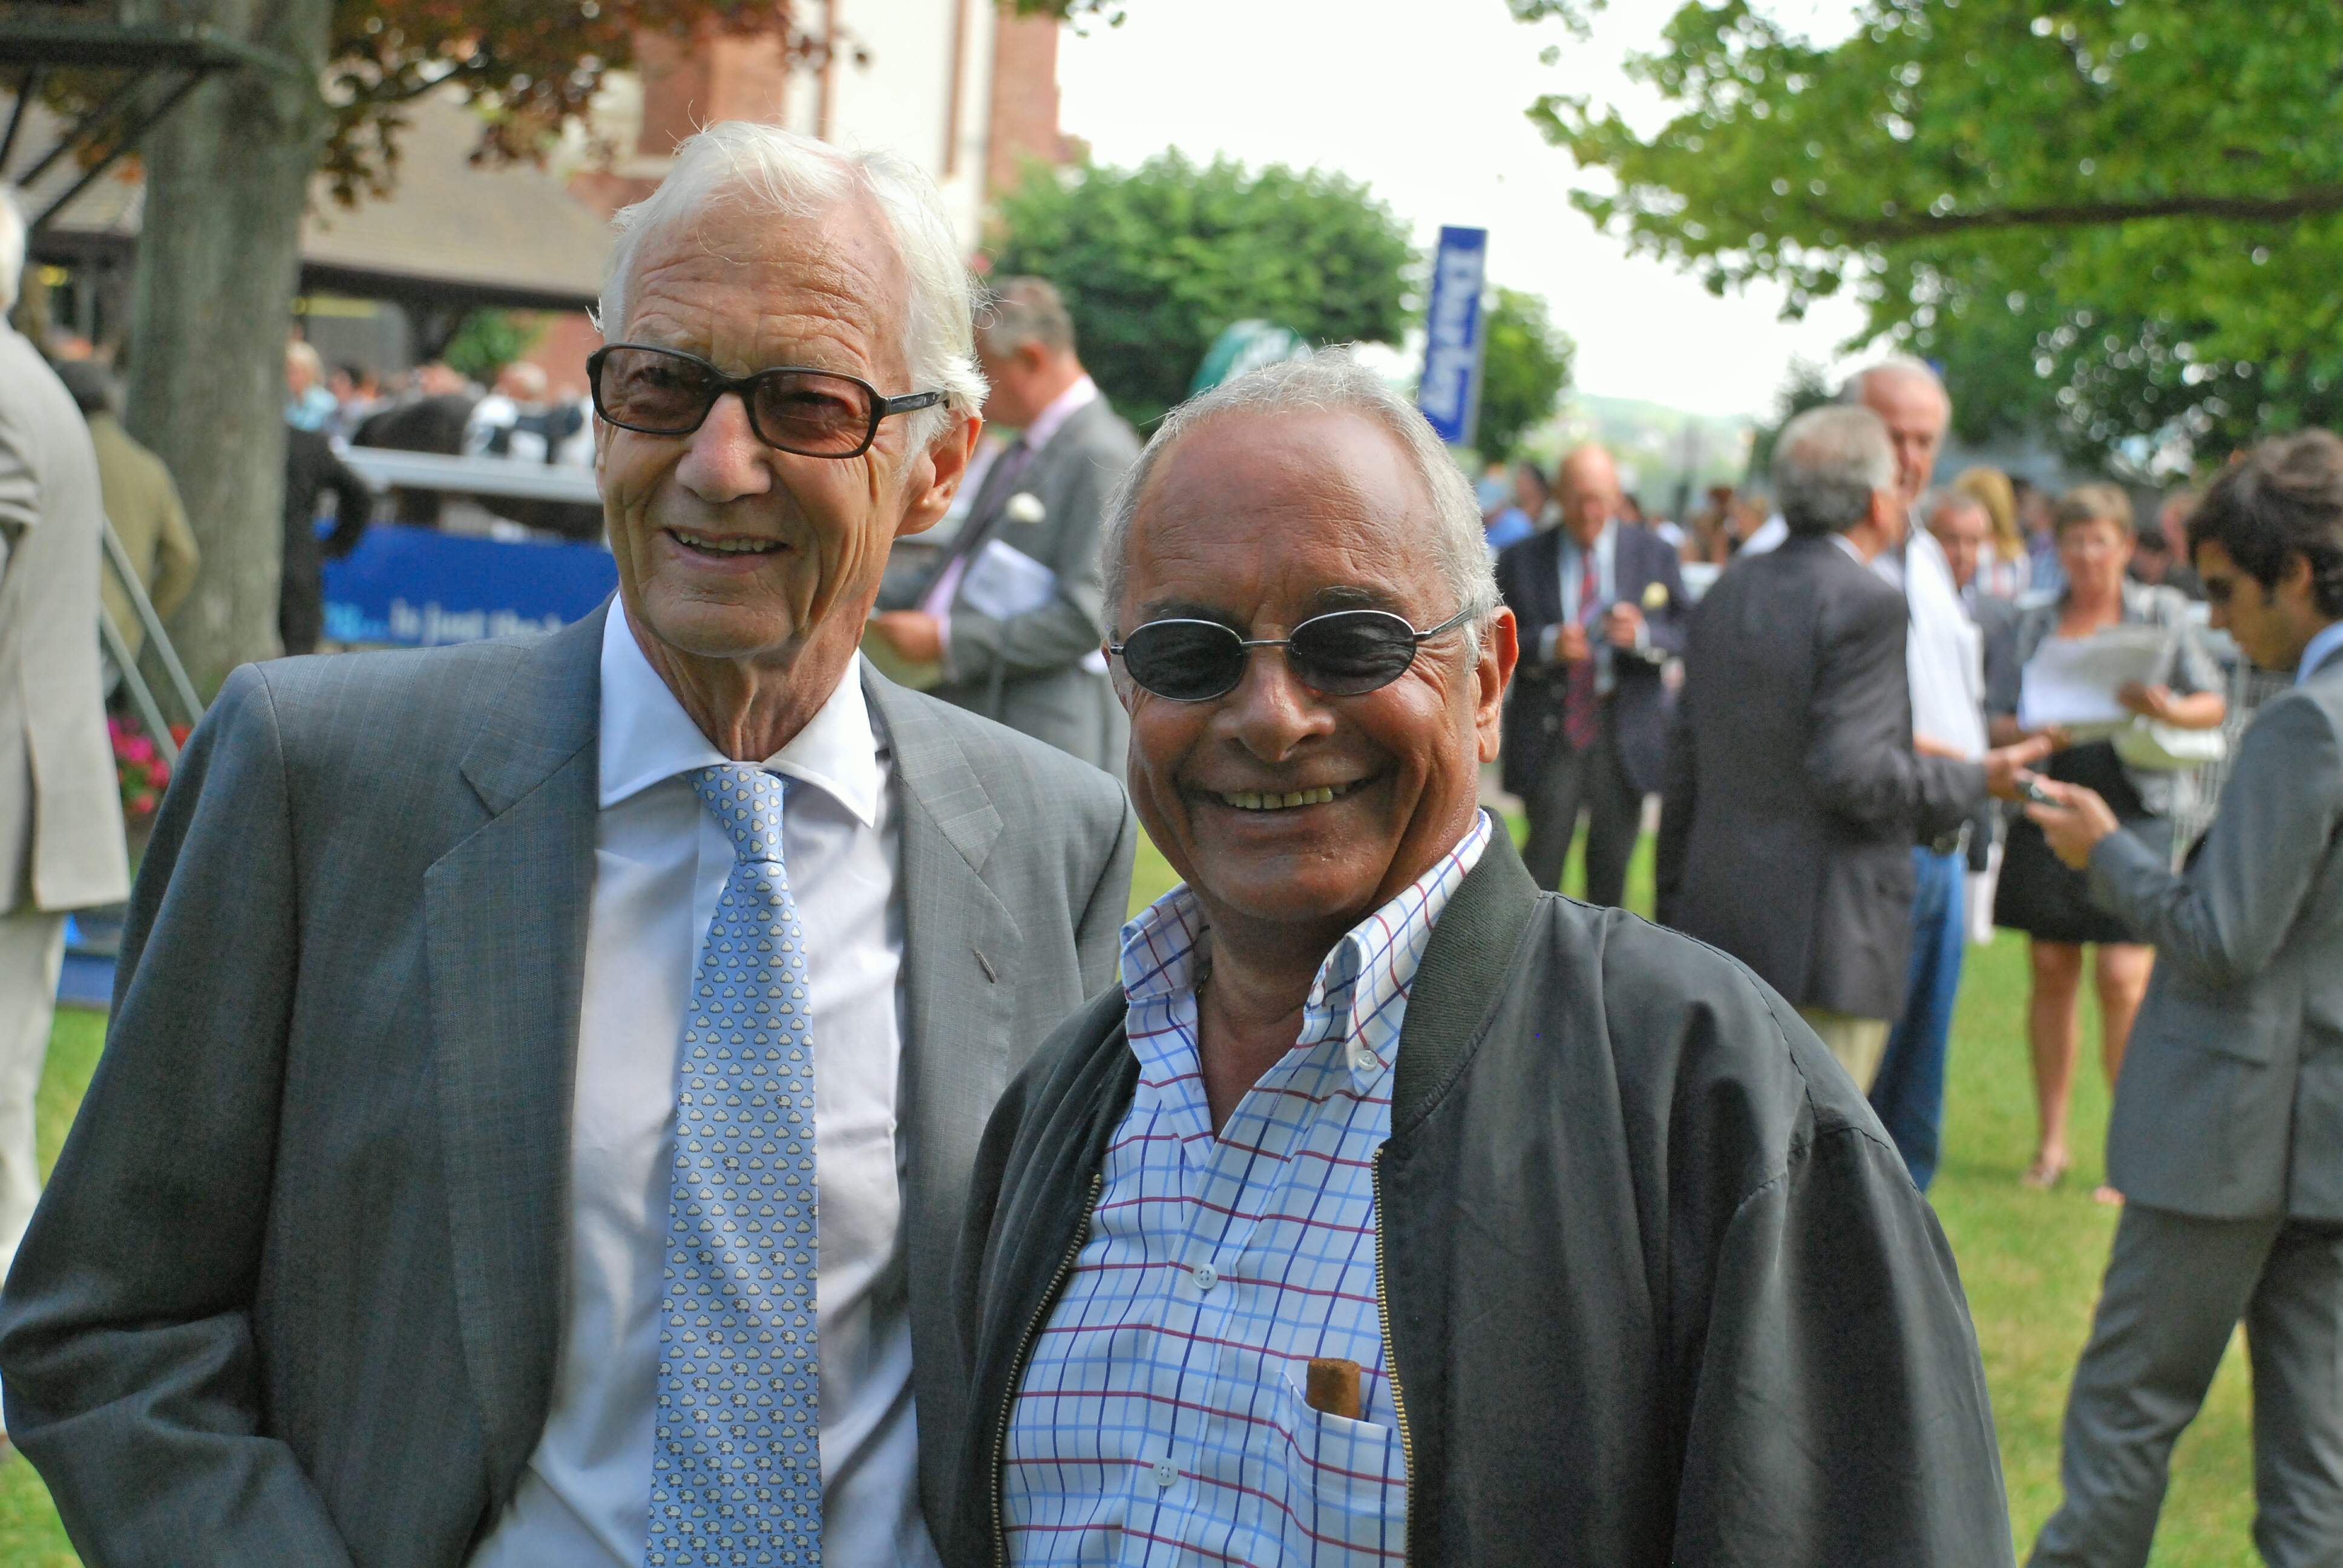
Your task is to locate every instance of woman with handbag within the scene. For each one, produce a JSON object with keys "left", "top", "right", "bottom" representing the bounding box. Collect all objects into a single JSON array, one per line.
[{"left": 1989, "top": 483, "right": 2226, "bottom": 1197}]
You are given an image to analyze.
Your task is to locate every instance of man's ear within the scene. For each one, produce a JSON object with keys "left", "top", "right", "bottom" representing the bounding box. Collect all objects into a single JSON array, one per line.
[
  {"left": 1475, "top": 606, "right": 1519, "bottom": 765},
  {"left": 898, "top": 413, "right": 982, "bottom": 540}
]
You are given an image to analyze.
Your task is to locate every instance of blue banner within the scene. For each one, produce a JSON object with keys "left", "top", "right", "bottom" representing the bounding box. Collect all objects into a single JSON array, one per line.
[
  {"left": 1417, "top": 225, "right": 1490, "bottom": 446},
  {"left": 322, "top": 525, "right": 618, "bottom": 647}
]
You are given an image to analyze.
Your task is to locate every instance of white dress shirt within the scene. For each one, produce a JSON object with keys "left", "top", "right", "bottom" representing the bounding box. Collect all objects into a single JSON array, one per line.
[
  {"left": 1541, "top": 521, "right": 1642, "bottom": 694},
  {"left": 1902, "top": 531, "right": 1988, "bottom": 760},
  {"left": 469, "top": 607, "right": 940, "bottom": 1567}
]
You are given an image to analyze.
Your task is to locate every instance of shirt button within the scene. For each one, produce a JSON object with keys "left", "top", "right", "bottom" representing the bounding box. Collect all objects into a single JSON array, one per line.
[
  {"left": 1152, "top": 1459, "right": 1179, "bottom": 1487},
  {"left": 1190, "top": 1263, "right": 1218, "bottom": 1291}
]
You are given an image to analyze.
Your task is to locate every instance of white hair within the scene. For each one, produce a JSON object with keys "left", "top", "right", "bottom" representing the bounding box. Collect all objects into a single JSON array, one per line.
[
  {"left": 597, "top": 122, "right": 983, "bottom": 447},
  {"left": 1841, "top": 353, "right": 1952, "bottom": 418},
  {"left": 1101, "top": 347, "right": 1501, "bottom": 650},
  {"left": 0, "top": 189, "right": 24, "bottom": 317},
  {"left": 1774, "top": 404, "right": 1896, "bottom": 537}
]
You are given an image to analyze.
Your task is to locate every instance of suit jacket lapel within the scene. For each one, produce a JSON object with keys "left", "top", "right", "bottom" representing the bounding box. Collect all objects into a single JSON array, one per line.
[
  {"left": 863, "top": 670, "right": 1022, "bottom": 1221},
  {"left": 1392, "top": 826, "right": 1542, "bottom": 1132},
  {"left": 426, "top": 604, "right": 605, "bottom": 1495}
]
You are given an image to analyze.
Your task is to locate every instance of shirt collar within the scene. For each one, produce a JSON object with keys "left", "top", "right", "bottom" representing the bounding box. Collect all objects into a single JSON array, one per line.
[
  {"left": 1018, "top": 374, "right": 1098, "bottom": 455},
  {"left": 2299, "top": 620, "right": 2343, "bottom": 685},
  {"left": 1830, "top": 532, "right": 1867, "bottom": 566},
  {"left": 597, "top": 601, "right": 885, "bottom": 825},
  {"left": 1119, "top": 809, "right": 1496, "bottom": 1082}
]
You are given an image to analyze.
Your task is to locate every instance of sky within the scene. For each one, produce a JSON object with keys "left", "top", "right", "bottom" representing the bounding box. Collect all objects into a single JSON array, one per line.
[{"left": 1054, "top": 0, "right": 1875, "bottom": 421}]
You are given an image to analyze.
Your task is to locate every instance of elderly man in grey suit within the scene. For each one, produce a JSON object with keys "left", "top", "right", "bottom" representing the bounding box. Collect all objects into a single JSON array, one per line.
[
  {"left": 871, "top": 276, "right": 1140, "bottom": 775},
  {"left": 0, "top": 124, "right": 1132, "bottom": 1567},
  {"left": 0, "top": 193, "right": 130, "bottom": 1295},
  {"left": 2026, "top": 429, "right": 2343, "bottom": 1568}
]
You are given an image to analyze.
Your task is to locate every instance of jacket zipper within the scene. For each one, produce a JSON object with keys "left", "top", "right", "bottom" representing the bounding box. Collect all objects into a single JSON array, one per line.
[
  {"left": 993, "top": 1171, "right": 1104, "bottom": 1568},
  {"left": 1372, "top": 1146, "right": 1415, "bottom": 1560}
]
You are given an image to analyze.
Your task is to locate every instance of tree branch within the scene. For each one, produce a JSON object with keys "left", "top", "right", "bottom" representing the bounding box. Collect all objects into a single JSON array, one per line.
[{"left": 1836, "top": 185, "right": 2343, "bottom": 240}]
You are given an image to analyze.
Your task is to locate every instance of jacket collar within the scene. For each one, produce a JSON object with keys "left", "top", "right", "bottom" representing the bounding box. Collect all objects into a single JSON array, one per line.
[{"left": 1390, "top": 825, "right": 1544, "bottom": 1133}]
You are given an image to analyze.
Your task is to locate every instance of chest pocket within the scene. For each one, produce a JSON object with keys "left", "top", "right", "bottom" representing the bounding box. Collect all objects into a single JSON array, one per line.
[{"left": 1275, "top": 1368, "right": 1408, "bottom": 1557}]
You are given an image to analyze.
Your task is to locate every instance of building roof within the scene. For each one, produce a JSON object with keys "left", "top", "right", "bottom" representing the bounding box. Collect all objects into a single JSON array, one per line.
[{"left": 19, "top": 92, "right": 614, "bottom": 310}]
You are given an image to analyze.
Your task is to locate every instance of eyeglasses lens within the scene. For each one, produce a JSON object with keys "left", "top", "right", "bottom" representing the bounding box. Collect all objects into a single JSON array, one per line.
[
  {"left": 1287, "top": 613, "right": 1419, "bottom": 694},
  {"left": 1118, "top": 612, "right": 1423, "bottom": 701},
  {"left": 595, "top": 348, "right": 877, "bottom": 456},
  {"left": 1121, "top": 621, "right": 1250, "bottom": 702}
]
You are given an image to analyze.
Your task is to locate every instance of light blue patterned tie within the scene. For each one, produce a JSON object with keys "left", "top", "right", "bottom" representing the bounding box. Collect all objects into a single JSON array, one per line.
[{"left": 648, "top": 765, "right": 821, "bottom": 1567}]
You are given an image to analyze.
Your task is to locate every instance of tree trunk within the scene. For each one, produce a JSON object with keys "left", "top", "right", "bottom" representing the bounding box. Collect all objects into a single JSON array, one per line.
[{"left": 127, "top": 0, "right": 334, "bottom": 692}]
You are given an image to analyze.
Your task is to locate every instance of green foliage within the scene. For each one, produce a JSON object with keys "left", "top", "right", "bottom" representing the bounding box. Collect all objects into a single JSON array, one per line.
[
  {"left": 988, "top": 152, "right": 1418, "bottom": 428},
  {"left": 1531, "top": 0, "right": 2343, "bottom": 470},
  {"left": 1475, "top": 287, "right": 1576, "bottom": 462},
  {"left": 1745, "top": 357, "right": 1835, "bottom": 483},
  {"left": 441, "top": 309, "right": 544, "bottom": 385}
]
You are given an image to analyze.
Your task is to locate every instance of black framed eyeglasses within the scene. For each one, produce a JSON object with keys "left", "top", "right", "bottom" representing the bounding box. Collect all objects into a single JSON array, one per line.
[
  {"left": 586, "top": 342, "right": 947, "bottom": 459},
  {"left": 1109, "top": 605, "right": 1478, "bottom": 703}
]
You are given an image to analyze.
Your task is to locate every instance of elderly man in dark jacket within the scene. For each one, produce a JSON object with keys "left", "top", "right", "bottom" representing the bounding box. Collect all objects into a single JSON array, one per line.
[{"left": 949, "top": 351, "right": 2015, "bottom": 1568}]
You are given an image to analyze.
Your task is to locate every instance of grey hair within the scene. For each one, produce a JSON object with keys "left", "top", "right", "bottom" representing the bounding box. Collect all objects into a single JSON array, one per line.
[
  {"left": 1774, "top": 405, "right": 1896, "bottom": 537},
  {"left": 1101, "top": 347, "right": 1501, "bottom": 649},
  {"left": 1841, "top": 353, "right": 1953, "bottom": 417},
  {"left": 1923, "top": 486, "right": 1990, "bottom": 527},
  {"left": 0, "top": 188, "right": 23, "bottom": 316},
  {"left": 977, "top": 275, "right": 1075, "bottom": 356},
  {"left": 596, "top": 122, "right": 984, "bottom": 447}
]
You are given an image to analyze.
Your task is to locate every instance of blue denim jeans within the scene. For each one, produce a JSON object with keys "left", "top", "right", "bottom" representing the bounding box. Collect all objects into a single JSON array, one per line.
[{"left": 1870, "top": 846, "right": 1967, "bottom": 1191}]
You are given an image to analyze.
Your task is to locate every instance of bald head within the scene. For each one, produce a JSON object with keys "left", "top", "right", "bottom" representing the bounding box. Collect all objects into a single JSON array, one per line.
[{"left": 1556, "top": 445, "right": 1621, "bottom": 547}]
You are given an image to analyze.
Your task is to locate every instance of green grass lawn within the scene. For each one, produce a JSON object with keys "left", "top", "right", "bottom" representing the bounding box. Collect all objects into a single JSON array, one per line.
[{"left": 0, "top": 825, "right": 2253, "bottom": 1564}]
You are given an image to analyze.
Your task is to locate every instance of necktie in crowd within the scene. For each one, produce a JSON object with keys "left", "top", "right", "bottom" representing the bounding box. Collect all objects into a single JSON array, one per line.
[
  {"left": 1565, "top": 547, "right": 1602, "bottom": 750},
  {"left": 649, "top": 765, "right": 821, "bottom": 1566}
]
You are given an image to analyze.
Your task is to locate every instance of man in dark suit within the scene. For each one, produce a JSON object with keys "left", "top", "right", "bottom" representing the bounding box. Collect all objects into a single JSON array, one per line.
[
  {"left": 2027, "top": 430, "right": 2343, "bottom": 1568},
  {"left": 871, "top": 276, "right": 1139, "bottom": 775},
  {"left": 1658, "top": 405, "right": 2043, "bottom": 1089},
  {"left": 1497, "top": 444, "right": 1687, "bottom": 903}
]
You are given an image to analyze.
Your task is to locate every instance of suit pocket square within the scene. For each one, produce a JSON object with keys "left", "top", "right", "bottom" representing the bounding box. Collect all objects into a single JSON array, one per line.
[
  {"left": 1642, "top": 581, "right": 1670, "bottom": 610},
  {"left": 1004, "top": 491, "right": 1047, "bottom": 524}
]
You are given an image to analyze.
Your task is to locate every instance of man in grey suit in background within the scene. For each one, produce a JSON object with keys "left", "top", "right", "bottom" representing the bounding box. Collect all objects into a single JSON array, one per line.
[
  {"left": 2027, "top": 428, "right": 2343, "bottom": 1568},
  {"left": 0, "top": 192, "right": 129, "bottom": 1296},
  {"left": 0, "top": 125, "right": 1132, "bottom": 1567},
  {"left": 871, "top": 276, "right": 1140, "bottom": 776}
]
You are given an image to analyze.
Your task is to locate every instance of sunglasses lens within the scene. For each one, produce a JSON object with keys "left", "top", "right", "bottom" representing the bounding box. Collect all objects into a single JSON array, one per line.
[
  {"left": 1118, "top": 620, "right": 1248, "bottom": 701},
  {"left": 594, "top": 347, "right": 715, "bottom": 434},
  {"left": 752, "top": 371, "right": 877, "bottom": 456},
  {"left": 1286, "top": 612, "right": 1421, "bottom": 694}
]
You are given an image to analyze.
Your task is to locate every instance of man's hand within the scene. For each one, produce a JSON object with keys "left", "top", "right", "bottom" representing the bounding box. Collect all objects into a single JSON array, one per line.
[
  {"left": 1601, "top": 602, "right": 1644, "bottom": 650},
  {"left": 869, "top": 610, "right": 943, "bottom": 665},
  {"left": 1982, "top": 734, "right": 2057, "bottom": 799},
  {"left": 2027, "top": 779, "right": 2122, "bottom": 870},
  {"left": 1553, "top": 622, "right": 1591, "bottom": 664}
]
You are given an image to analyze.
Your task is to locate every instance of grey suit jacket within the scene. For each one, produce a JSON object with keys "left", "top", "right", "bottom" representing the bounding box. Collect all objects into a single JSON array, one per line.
[
  {"left": 0, "top": 325, "right": 129, "bottom": 913},
  {"left": 2092, "top": 644, "right": 2343, "bottom": 1220},
  {"left": 0, "top": 605, "right": 1135, "bottom": 1566},
  {"left": 1657, "top": 535, "right": 1985, "bottom": 1020},
  {"left": 905, "top": 397, "right": 1141, "bottom": 774}
]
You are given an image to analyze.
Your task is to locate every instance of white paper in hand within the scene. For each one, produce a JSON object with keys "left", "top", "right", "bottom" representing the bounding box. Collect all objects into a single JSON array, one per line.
[
  {"left": 2017, "top": 625, "right": 2172, "bottom": 732},
  {"left": 960, "top": 538, "right": 1060, "bottom": 620}
]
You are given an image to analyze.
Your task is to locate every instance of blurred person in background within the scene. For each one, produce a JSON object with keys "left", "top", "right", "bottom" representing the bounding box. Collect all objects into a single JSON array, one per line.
[
  {"left": 1660, "top": 405, "right": 2044, "bottom": 1092},
  {"left": 51, "top": 361, "right": 199, "bottom": 670},
  {"left": 2017, "top": 476, "right": 2065, "bottom": 596},
  {"left": 1498, "top": 443, "right": 1686, "bottom": 904},
  {"left": 2128, "top": 488, "right": 2204, "bottom": 599},
  {"left": 0, "top": 192, "right": 130, "bottom": 1307},
  {"left": 1990, "top": 483, "right": 2225, "bottom": 1196},
  {"left": 284, "top": 339, "right": 337, "bottom": 433},
  {"left": 1483, "top": 459, "right": 1543, "bottom": 552},
  {"left": 326, "top": 362, "right": 381, "bottom": 442},
  {"left": 280, "top": 341, "right": 374, "bottom": 655},
  {"left": 1954, "top": 465, "right": 2028, "bottom": 599},
  {"left": 871, "top": 275, "right": 1140, "bottom": 776},
  {"left": 2023, "top": 430, "right": 2343, "bottom": 1568}
]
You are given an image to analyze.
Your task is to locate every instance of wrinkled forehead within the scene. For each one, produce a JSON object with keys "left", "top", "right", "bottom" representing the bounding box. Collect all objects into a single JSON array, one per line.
[
  {"left": 1861, "top": 368, "right": 1950, "bottom": 432},
  {"left": 1126, "top": 408, "right": 1443, "bottom": 614},
  {"left": 622, "top": 189, "right": 912, "bottom": 376}
]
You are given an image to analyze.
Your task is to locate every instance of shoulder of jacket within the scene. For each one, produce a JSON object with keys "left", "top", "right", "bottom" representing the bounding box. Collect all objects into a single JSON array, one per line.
[
  {"left": 244, "top": 638, "right": 535, "bottom": 756},
  {"left": 880, "top": 681, "right": 1126, "bottom": 823}
]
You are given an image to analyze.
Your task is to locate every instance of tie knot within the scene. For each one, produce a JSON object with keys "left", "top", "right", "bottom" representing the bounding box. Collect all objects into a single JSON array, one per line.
[{"left": 689, "top": 764, "right": 786, "bottom": 864}]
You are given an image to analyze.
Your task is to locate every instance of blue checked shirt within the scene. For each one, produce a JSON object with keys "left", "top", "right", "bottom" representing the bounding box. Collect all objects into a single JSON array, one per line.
[{"left": 1002, "top": 811, "right": 1495, "bottom": 1566}]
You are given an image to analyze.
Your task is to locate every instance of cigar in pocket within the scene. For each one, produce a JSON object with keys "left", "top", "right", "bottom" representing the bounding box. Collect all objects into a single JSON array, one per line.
[{"left": 1305, "top": 1357, "right": 1363, "bottom": 1420}]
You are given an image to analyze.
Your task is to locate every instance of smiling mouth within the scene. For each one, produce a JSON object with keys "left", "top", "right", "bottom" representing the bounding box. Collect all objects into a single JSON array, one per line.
[
  {"left": 670, "top": 528, "right": 782, "bottom": 558},
  {"left": 1213, "top": 779, "right": 1363, "bottom": 812}
]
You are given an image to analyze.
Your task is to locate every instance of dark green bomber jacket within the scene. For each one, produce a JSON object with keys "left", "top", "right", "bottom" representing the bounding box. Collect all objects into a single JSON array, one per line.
[{"left": 947, "top": 829, "right": 2015, "bottom": 1567}]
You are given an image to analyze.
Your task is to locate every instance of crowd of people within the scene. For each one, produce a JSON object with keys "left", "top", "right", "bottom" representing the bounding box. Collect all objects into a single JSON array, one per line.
[{"left": 1, "top": 117, "right": 2340, "bottom": 1568}]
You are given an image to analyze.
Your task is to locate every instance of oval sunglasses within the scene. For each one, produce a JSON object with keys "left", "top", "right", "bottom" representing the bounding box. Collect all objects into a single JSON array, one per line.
[
  {"left": 1109, "top": 604, "right": 1478, "bottom": 703},
  {"left": 587, "top": 342, "right": 946, "bottom": 459}
]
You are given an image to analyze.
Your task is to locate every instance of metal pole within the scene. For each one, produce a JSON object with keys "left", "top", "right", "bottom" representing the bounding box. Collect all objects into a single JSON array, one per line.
[
  {"left": 98, "top": 607, "right": 177, "bottom": 769},
  {"left": 99, "top": 515, "right": 203, "bottom": 727}
]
